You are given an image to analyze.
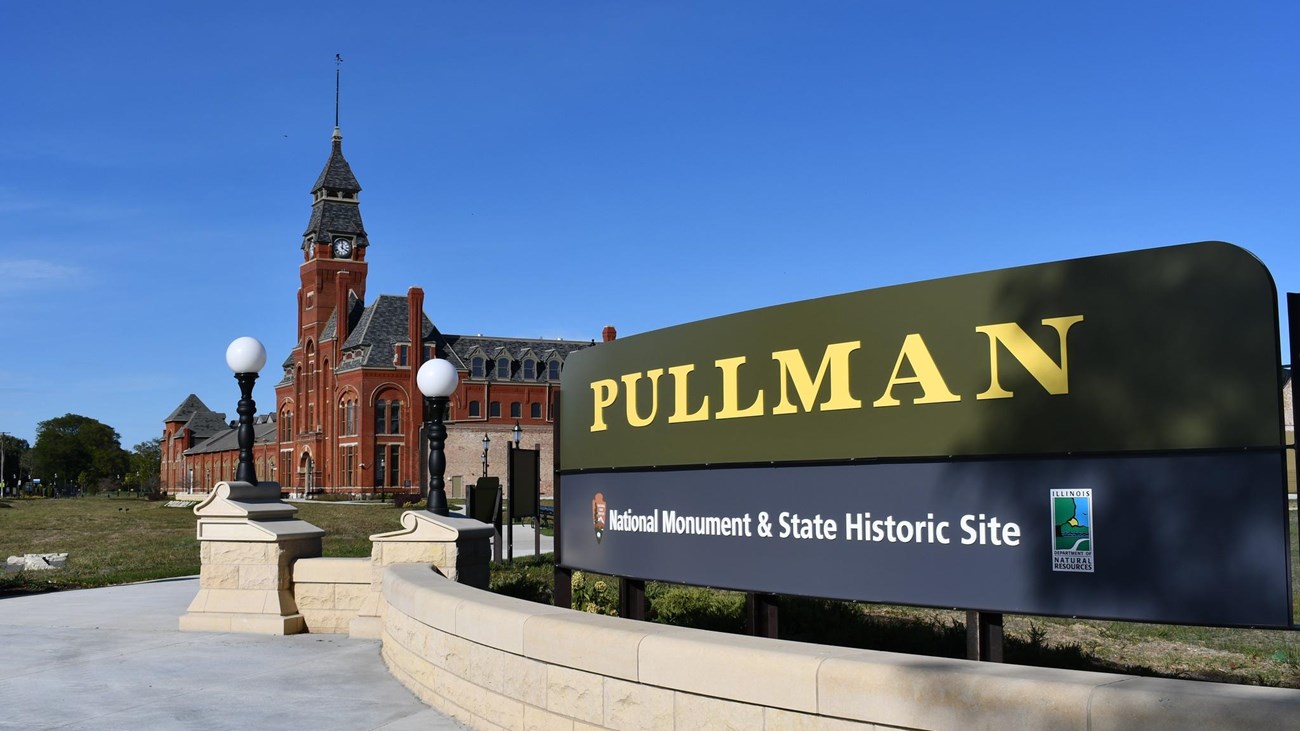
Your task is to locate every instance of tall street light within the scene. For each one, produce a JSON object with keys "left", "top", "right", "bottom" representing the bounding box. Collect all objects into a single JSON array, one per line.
[
  {"left": 417, "top": 358, "right": 458, "bottom": 517},
  {"left": 512, "top": 421, "right": 522, "bottom": 448},
  {"left": 481, "top": 433, "right": 491, "bottom": 477},
  {"left": 226, "top": 336, "right": 267, "bottom": 485}
]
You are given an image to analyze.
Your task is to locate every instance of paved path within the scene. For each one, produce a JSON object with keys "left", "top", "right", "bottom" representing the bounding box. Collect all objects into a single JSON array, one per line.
[
  {"left": 0, "top": 577, "right": 464, "bottom": 731},
  {"left": 0, "top": 519, "right": 552, "bottom": 730}
]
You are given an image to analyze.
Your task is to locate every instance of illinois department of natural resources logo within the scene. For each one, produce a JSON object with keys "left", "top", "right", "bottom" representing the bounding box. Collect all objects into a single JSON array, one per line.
[
  {"left": 1051, "top": 488, "right": 1094, "bottom": 573},
  {"left": 592, "top": 492, "right": 607, "bottom": 544}
]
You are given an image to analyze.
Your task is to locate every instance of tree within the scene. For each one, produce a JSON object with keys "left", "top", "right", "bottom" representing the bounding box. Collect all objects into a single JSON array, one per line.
[
  {"left": 30, "top": 414, "right": 129, "bottom": 492},
  {"left": 127, "top": 437, "right": 162, "bottom": 493},
  {"left": 0, "top": 433, "right": 30, "bottom": 495}
]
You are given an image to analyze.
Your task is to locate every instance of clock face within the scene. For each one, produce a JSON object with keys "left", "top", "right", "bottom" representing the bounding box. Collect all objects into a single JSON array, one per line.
[{"left": 333, "top": 238, "right": 352, "bottom": 258}]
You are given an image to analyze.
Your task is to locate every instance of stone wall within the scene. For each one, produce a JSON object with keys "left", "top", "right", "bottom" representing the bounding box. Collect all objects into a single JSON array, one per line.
[
  {"left": 292, "top": 557, "right": 371, "bottom": 634},
  {"left": 377, "top": 564, "right": 1300, "bottom": 731}
]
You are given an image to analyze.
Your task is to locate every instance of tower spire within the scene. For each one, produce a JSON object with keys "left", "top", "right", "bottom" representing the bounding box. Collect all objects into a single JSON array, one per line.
[{"left": 334, "top": 53, "right": 342, "bottom": 129}]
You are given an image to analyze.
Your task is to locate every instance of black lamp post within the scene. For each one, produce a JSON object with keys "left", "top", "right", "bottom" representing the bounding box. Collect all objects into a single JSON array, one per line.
[
  {"left": 512, "top": 421, "right": 522, "bottom": 448},
  {"left": 481, "top": 433, "right": 491, "bottom": 477},
  {"left": 226, "top": 336, "right": 267, "bottom": 486},
  {"left": 418, "top": 358, "right": 459, "bottom": 516}
]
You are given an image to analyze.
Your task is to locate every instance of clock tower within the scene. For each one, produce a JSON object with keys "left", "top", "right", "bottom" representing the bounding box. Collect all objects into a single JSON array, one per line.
[
  {"left": 276, "top": 125, "right": 372, "bottom": 493},
  {"left": 299, "top": 125, "right": 369, "bottom": 332}
]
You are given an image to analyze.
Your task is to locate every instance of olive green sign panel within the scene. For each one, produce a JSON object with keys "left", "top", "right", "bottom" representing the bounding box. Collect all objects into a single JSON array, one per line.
[{"left": 561, "top": 242, "right": 1283, "bottom": 471}]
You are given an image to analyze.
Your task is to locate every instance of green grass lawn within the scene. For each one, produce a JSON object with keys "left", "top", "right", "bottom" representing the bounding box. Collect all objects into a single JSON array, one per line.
[
  {"left": 3, "top": 495, "right": 1298, "bottom": 688},
  {"left": 0, "top": 495, "right": 412, "bottom": 594}
]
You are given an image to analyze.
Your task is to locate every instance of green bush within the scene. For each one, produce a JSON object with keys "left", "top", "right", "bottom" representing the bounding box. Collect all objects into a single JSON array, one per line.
[
  {"left": 571, "top": 570, "right": 619, "bottom": 615},
  {"left": 647, "top": 584, "right": 745, "bottom": 633}
]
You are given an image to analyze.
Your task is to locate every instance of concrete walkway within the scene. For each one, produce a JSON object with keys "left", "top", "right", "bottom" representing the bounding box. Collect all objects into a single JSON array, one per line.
[{"left": 0, "top": 525, "right": 552, "bottom": 731}]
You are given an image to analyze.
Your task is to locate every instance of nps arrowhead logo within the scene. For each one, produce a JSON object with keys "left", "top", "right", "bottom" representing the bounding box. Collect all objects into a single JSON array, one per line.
[{"left": 592, "top": 492, "right": 607, "bottom": 544}]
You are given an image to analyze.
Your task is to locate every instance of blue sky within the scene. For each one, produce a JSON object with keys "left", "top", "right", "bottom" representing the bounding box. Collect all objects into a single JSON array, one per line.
[{"left": 3, "top": 1, "right": 1299, "bottom": 451}]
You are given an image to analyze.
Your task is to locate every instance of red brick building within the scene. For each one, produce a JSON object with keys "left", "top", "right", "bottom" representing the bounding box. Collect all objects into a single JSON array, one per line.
[{"left": 162, "top": 127, "right": 603, "bottom": 497}]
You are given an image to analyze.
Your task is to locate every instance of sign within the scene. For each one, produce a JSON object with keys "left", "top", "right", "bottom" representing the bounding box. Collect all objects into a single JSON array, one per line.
[
  {"left": 509, "top": 447, "right": 540, "bottom": 520},
  {"left": 558, "top": 242, "right": 1293, "bottom": 627},
  {"left": 561, "top": 453, "right": 1290, "bottom": 626},
  {"left": 561, "top": 242, "right": 1283, "bottom": 470}
]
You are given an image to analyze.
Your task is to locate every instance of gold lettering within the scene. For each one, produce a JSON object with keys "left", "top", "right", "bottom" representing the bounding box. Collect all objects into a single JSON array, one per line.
[
  {"left": 772, "top": 341, "right": 863, "bottom": 414},
  {"left": 621, "top": 368, "right": 665, "bottom": 427},
  {"left": 714, "top": 356, "right": 765, "bottom": 419},
  {"left": 872, "top": 334, "right": 961, "bottom": 407},
  {"left": 590, "top": 379, "right": 618, "bottom": 432},
  {"left": 976, "top": 315, "right": 1084, "bottom": 400},
  {"left": 667, "top": 364, "right": 710, "bottom": 423}
]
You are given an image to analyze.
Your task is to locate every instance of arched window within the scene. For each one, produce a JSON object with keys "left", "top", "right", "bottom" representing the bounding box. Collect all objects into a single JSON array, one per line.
[
  {"left": 374, "top": 392, "right": 403, "bottom": 435},
  {"left": 471, "top": 357, "right": 485, "bottom": 379},
  {"left": 548, "top": 359, "right": 561, "bottom": 381},
  {"left": 522, "top": 359, "right": 536, "bottom": 380},
  {"left": 468, "top": 400, "right": 481, "bottom": 417},
  {"left": 496, "top": 357, "right": 511, "bottom": 379},
  {"left": 510, "top": 402, "right": 521, "bottom": 418},
  {"left": 490, "top": 401, "right": 501, "bottom": 418},
  {"left": 338, "top": 397, "right": 357, "bottom": 436},
  {"left": 280, "top": 408, "right": 294, "bottom": 441},
  {"left": 530, "top": 402, "right": 542, "bottom": 419}
]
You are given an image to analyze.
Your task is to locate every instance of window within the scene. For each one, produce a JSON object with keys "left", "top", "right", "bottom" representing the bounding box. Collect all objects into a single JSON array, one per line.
[
  {"left": 490, "top": 401, "right": 501, "bottom": 417},
  {"left": 373, "top": 444, "right": 401, "bottom": 489},
  {"left": 522, "top": 359, "right": 536, "bottom": 380},
  {"left": 531, "top": 403, "right": 542, "bottom": 419},
  {"left": 375, "top": 398, "right": 402, "bottom": 435},
  {"left": 423, "top": 345, "right": 434, "bottom": 361},
  {"left": 395, "top": 344, "right": 409, "bottom": 367},
  {"left": 471, "top": 357, "right": 485, "bottom": 379},
  {"left": 510, "top": 402, "right": 521, "bottom": 418},
  {"left": 496, "top": 357, "right": 511, "bottom": 379},
  {"left": 341, "top": 445, "right": 355, "bottom": 487},
  {"left": 280, "top": 409, "right": 294, "bottom": 441},
  {"left": 468, "top": 400, "right": 481, "bottom": 417},
  {"left": 548, "top": 360, "right": 561, "bottom": 381},
  {"left": 339, "top": 398, "right": 357, "bottom": 436}
]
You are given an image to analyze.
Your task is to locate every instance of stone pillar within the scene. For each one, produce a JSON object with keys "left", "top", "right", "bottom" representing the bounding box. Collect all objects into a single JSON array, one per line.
[
  {"left": 180, "top": 481, "right": 324, "bottom": 635},
  {"left": 350, "top": 511, "right": 494, "bottom": 639}
]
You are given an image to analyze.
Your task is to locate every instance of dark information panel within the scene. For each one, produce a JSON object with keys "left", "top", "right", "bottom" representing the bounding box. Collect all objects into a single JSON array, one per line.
[
  {"left": 561, "top": 242, "right": 1283, "bottom": 471},
  {"left": 560, "top": 452, "right": 1292, "bottom": 627}
]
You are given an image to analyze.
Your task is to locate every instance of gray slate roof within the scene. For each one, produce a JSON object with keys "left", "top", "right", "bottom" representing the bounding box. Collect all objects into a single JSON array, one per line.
[
  {"left": 338, "top": 294, "right": 435, "bottom": 372},
  {"left": 184, "top": 415, "right": 277, "bottom": 456},
  {"left": 182, "top": 409, "right": 229, "bottom": 440},
  {"left": 164, "top": 394, "right": 210, "bottom": 423},
  {"left": 440, "top": 334, "right": 589, "bottom": 382},
  {"left": 304, "top": 129, "right": 369, "bottom": 248},
  {"left": 320, "top": 292, "right": 365, "bottom": 342},
  {"left": 333, "top": 293, "right": 591, "bottom": 378},
  {"left": 312, "top": 129, "right": 361, "bottom": 193}
]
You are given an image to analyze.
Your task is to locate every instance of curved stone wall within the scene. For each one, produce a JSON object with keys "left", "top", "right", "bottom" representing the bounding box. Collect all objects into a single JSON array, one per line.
[{"left": 378, "top": 564, "right": 1300, "bottom": 730}]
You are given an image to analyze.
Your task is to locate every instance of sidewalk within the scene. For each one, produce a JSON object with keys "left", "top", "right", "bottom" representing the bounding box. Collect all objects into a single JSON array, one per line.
[{"left": 0, "top": 521, "right": 553, "bottom": 731}]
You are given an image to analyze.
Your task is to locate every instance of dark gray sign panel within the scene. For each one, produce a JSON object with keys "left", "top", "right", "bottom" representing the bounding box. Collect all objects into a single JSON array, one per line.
[
  {"left": 561, "top": 242, "right": 1283, "bottom": 470},
  {"left": 561, "top": 453, "right": 1291, "bottom": 627},
  {"left": 509, "top": 448, "right": 539, "bottom": 519},
  {"left": 558, "top": 242, "right": 1293, "bottom": 627}
]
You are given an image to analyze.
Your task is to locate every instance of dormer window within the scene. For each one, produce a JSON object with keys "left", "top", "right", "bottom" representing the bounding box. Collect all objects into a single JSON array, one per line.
[
  {"left": 522, "top": 358, "right": 536, "bottom": 380},
  {"left": 471, "top": 356, "right": 485, "bottom": 379},
  {"left": 394, "top": 344, "right": 409, "bottom": 367},
  {"left": 548, "top": 359, "right": 562, "bottom": 381},
  {"left": 496, "top": 357, "right": 511, "bottom": 379}
]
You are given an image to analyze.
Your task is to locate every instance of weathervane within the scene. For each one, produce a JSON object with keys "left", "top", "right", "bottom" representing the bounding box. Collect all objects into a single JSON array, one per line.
[{"left": 335, "top": 53, "right": 343, "bottom": 128}]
